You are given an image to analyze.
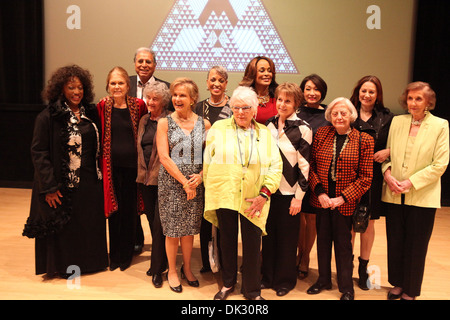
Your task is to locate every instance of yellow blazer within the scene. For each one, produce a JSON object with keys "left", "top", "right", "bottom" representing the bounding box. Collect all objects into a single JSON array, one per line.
[
  {"left": 203, "top": 117, "right": 282, "bottom": 235},
  {"left": 381, "top": 113, "right": 449, "bottom": 208}
]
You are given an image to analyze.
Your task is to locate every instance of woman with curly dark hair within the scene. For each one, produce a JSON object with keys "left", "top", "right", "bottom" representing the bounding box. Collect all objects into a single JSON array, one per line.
[
  {"left": 239, "top": 56, "right": 279, "bottom": 124},
  {"left": 23, "top": 65, "right": 109, "bottom": 278}
]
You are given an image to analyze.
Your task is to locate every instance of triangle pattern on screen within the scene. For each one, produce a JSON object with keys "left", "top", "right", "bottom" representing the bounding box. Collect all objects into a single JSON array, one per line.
[{"left": 150, "top": 0, "right": 298, "bottom": 73}]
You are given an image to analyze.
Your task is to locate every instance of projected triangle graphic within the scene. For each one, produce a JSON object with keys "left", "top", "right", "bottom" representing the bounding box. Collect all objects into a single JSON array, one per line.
[{"left": 151, "top": 0, "right": 298, "bottom": 74}]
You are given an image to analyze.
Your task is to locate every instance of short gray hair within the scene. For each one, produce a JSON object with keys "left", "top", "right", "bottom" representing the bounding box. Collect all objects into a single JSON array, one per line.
[
  {"left": 207, "top": 66, "right": 228, "bottom": 80},
  {"left": 325, "top": 97, "right": 358, "bottom": 123},
  {"left": 143, "top": 81, "right": 171, "bottom": 108},
  {"left": 229, "top": 86, "right": 259, "bottom": 114},
  {"left": 134, "top": 47, "right": 156, "bottom": 64}
]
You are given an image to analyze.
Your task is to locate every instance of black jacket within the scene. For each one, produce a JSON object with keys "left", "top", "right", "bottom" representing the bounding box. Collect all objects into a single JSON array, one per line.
[{"left": 23, "top": 101, "right": 100, "bottom": 238}]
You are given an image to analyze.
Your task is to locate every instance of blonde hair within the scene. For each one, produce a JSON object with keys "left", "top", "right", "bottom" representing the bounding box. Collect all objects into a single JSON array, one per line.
[
  {"left": 170, "top": 77, "right": 199, "bottom": 107},
  {"left": 105, "top": 66, "right": 130, "bottom": 93}
]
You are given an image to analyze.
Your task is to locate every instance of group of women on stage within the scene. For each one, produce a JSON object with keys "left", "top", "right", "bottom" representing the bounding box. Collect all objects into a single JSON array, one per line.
[{"left": 23, "top": 54, "right": 449, "bottom": 301}]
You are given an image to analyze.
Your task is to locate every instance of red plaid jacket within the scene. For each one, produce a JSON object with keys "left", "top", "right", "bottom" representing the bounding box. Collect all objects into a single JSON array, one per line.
[{"left": 309, "top": 126, "right": 374, "bottom": 216}]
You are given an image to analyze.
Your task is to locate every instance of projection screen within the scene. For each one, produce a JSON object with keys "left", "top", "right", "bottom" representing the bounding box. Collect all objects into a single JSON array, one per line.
[{"left": 44, "top": 0, "right": 417, "bottom": 114}]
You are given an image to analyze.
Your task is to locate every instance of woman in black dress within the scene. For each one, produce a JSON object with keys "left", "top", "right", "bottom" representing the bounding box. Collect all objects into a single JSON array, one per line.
[
  {"left": 23, "top": 65, "right": 108, "bottom": 277},
  {"left": 349, "top": 75, "right": 393, "bottom": 289}
]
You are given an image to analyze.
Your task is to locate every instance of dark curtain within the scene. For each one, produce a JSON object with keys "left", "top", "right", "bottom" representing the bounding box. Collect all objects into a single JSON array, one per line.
[
  {"left": 412, "top": 0, "right": 450, "bottom": 205},
  {"left": 0, "top": 0, "right": 44, "bottom": 186},
  {"left": 0, "top": 0, "right": 44, "bottom": 104}
]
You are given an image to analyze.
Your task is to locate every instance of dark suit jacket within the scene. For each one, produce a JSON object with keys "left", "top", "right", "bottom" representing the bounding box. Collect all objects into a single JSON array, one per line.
[
  {"left": 128, "top": 75, "right": 170, "bottom": 98},
  {"left": 129, "top": 75, "right": 173, "bottom": 111},
  {"left": 309, "top": 126, "right": 374, "bottom": 216}
]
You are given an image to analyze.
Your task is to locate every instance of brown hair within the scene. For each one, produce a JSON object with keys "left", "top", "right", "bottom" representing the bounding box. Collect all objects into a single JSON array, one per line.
[
  {"left": 349, "top": 75, "right": 385, "bottom": 111},
  {"left": 275, "top": 82, "right": 303, "bottom": 110},
  {"left": 239, "top": 56, "right": 278, "bottom": 97},
  {"left": 399, "top": 81, "right": 436, "bottom": 110}
]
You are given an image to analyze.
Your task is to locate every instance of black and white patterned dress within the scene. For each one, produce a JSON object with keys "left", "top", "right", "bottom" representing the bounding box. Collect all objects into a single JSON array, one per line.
[{"left": 158, "top": 114, "right": 205, "bottom": 237}]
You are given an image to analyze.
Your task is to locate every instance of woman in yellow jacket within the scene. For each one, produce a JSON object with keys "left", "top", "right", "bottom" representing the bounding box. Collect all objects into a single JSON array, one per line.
[
  {"left": 203, "top": 86, "right": 282, "bottom": 300},
  {"left": 382, "top": 82, "right": 449, "bottom": 300}
]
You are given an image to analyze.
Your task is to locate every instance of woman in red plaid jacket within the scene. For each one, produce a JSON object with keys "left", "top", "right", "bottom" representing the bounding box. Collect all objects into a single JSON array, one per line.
[{"left": 306, "top": 97, "right": 374, "bottom": 300}]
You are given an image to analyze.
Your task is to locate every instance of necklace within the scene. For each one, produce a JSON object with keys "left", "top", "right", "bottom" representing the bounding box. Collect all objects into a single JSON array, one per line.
[
  {"left": 411, "top": 118, "right": 423, "bottom": 126},
  {"left": 331, "top": 134, "right": 349, "bottom": 181},
  {"left": 174, "top": 112, "right": 194, "bottom": 123},
  {"left": 257, "top": 94, "right": 269, "bottom": 107},
  {"left": 235, "top": 120, "right": 254, "bottom": 174},
  {"left": 207, "top": 95, "right": 227, "bottom": 106}
]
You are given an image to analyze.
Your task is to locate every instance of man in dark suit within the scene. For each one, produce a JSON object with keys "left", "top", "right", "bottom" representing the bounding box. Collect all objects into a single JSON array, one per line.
[{"left": 129, "top": 47, "right": 171, "bottom": 102}]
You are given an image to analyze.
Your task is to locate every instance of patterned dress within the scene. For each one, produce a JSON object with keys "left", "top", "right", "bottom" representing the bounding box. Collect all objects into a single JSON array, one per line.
[{"left": 158, "top": 114, "right": 205, "bottom": 237}]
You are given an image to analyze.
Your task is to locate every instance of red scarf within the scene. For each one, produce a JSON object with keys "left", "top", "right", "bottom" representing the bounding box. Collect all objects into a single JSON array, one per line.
[{"left": 98, "top": 96, "right": 146, "bottom": 217}]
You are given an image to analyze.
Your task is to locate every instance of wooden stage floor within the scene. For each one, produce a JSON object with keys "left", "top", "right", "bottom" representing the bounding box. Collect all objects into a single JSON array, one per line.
[{"left": 1, "top": 187, "right": 449, "bottom": 301}]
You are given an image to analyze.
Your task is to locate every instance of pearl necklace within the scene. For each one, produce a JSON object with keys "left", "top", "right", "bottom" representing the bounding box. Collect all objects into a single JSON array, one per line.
[{"left": 411, "top": 119, "right": 423, "bottom": 126}]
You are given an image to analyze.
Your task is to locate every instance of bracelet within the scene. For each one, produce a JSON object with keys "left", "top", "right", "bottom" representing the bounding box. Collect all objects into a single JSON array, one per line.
[
  {"left": 183, "top": 182, "right": 189, "bottom": 189},
  {"left": 259, "top": 186, "right": 271, "bottom": 199},
  {"left": 259, "top": 192, "right": 269, "bottom": 199}
]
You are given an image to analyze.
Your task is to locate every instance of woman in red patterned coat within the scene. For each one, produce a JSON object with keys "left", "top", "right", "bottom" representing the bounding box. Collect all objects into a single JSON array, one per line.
[
  {"left": 306, "top": 97, "right": 374, "bottom": 300},
  {"left": 97, "top": 66, "right": 147, "bottom": 271}
]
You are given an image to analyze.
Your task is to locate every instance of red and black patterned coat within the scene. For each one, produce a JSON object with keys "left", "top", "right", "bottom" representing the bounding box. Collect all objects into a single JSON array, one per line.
[{"left": 309, "top": 126, "right": 374, "bottom": 216}]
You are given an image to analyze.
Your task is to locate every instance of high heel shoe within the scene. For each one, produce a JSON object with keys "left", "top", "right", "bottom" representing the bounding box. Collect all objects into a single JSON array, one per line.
[
  {"left": 181, "top": 265, "right": 199, "bottom": 287},
  {"left": 166, "top": 273, "right": 182, "bottom": 293}
]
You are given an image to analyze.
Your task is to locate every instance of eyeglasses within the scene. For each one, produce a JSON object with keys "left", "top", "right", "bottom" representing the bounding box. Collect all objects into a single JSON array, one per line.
[{"left": 232, "top": 106, "right": 253, "bottom": 112}]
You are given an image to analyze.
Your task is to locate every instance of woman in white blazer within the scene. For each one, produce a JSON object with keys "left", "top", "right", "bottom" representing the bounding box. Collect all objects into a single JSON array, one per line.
[{"left": 382, "top": 82, "right": 449, "bottom": 300}]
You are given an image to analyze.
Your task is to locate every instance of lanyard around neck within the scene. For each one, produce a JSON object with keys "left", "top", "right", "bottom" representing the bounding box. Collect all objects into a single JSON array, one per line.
[{"left": 235, "top": 122, "right": 254, "bottom": 170}]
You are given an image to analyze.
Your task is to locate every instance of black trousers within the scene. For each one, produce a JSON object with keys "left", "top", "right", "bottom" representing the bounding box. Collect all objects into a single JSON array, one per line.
[
  {"left": 140, "top": 184, "right": 167, "bottom": 275},
  {"left": 315, "top": 208, "right": 354, "bottom": 294},
  {"left": 108, "top": 166, "right": 138, "bottom": 268},
  {"left": 262, "top": 194, "right": 299, "bottom": 291},
  {"left": 385, "top": 201, "right": 436, "bottom": 297},
  {"left": 217, "top": 208, "right": 262, "bottom": 299}
]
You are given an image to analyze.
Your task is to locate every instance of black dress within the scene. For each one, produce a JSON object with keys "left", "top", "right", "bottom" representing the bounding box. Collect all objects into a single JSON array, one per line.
[{"left": 34, "top": 118, "right": 108, "bottom": 276}]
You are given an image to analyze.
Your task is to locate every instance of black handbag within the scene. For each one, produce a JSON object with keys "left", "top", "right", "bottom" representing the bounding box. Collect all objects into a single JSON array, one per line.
[
  {"left": 353, "top": 133, "right": 371, "bottom": 233},
  {"left": 353, "top": 199, "right": 370, "bottom": 233}
]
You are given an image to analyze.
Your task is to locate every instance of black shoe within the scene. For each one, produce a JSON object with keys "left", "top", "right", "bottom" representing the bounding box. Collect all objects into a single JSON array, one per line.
[
  {"left": 181, "top": 265, "right": 199, "bottom": 287},
  {"left": 276, "top": 288, "right": 289, "bottom": 297},
  {"left": 358, "top": 257, "right": 370, "bottom": 290},
  {"left": 167, "top": 274, "right": 182, "bottom": 293},
  {"left": 152, "top": 273, "right": 163, "bottom": 288},
  {"left": 387, "top": 290, "right": 402, "bottom": 300},
  {"left": 109, "top": 262, "right": 120, "bottom": 271},
  {"left": 214, "top": 286, "right": 235, "bottom": 300},
  {"left": 169, "top": 283, "right": 182, "bottom": 293},
  {"left": 120, "top": 261, "right": 131, "bottom": 271},
  {"left": 307, "top": 282, "right": 332, "bottom": 294},
  {"left": 340, "top": 291, "right": 354, "bottom": 300}
]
